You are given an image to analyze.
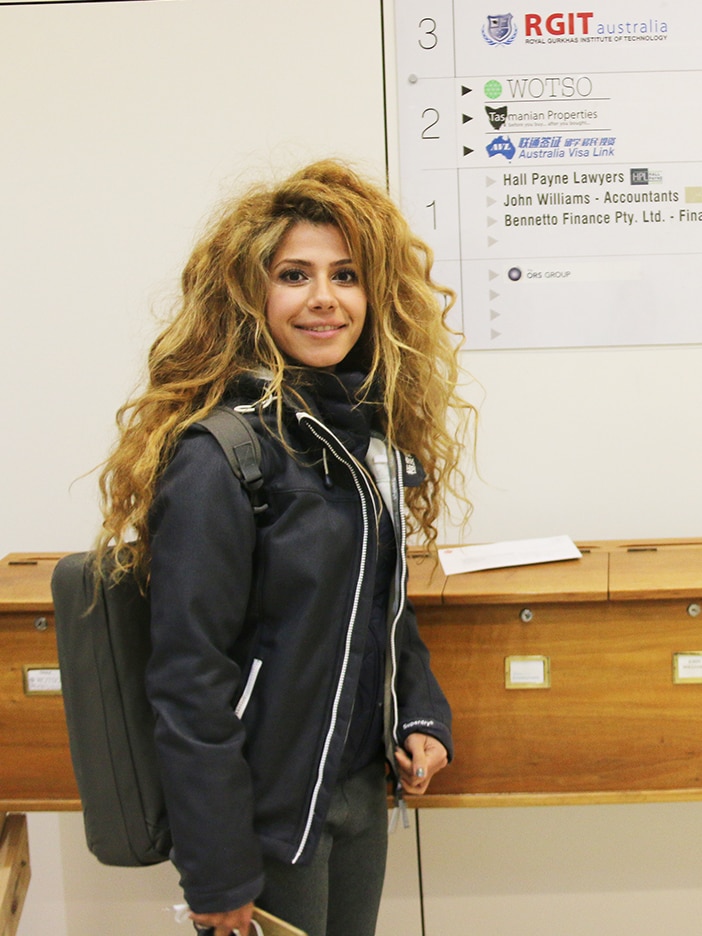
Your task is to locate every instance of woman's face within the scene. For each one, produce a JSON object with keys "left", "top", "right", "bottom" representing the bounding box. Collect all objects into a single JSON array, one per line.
[{"left": 265, "top": 222, "right": 367, "bottom": 369}]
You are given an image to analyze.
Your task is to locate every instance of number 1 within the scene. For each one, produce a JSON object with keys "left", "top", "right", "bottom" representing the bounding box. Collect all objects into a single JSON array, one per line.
[{"left": 426, "top": 200, "right": 437, "bottom": 229}]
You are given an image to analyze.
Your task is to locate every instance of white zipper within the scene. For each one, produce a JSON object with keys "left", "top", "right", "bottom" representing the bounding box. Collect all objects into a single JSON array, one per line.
[
  {"left": 365, "top": 437, "right": 407, "bottom": 750},
  {"left": 234, "top": 658, "right": 263, "bottom": 719},
  {"left": 291, "top": 413, "right": 376, "bottom": 864},
  {"left": 387, "top": 448, "right": 408, "bottom": 748}
]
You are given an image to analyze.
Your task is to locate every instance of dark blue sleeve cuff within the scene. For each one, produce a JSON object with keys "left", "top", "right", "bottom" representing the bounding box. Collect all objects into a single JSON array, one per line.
[{"left": 396, "top": 718, "right": 454, "bottom": 763}]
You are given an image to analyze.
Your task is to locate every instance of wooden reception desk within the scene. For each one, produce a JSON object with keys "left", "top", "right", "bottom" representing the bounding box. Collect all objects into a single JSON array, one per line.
[
  {"left": 2, "top": 541, "right": 702, "bottom": 813},
  {"left": 410, "top": 539, "right": 702, "bottom": 807},
  {"left": 0, "top": 554, "right": 80, "bottom": 812}
]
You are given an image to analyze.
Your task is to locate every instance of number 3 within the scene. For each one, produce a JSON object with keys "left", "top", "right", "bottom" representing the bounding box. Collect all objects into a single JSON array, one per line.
[{"left": 418, "top": 17, "right": 438, "bottom": 50}]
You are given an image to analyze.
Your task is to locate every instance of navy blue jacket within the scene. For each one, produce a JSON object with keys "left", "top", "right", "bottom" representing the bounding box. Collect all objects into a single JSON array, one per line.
[{"left": 146, "top": 377, "right": 453, "bottom": 913}]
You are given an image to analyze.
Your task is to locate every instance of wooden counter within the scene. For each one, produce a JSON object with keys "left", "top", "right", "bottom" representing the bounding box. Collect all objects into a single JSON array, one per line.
[
  {"left": 410, "top": 539, "right": 702, "bottom": 807},
  {"left": 0, "top": 554, "right": 79, "bottom": 811},
  {"left": 2, "top": 543, "right": 702, "bottom": 811}
]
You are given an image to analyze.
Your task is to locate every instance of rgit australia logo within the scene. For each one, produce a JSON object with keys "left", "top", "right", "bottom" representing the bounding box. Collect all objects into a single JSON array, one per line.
[
  {"left": 482, "top": 12, "right": 597, "bottom": 45},
  {"left": 482, "top": 14, "right": 518, "bottom": 45}
]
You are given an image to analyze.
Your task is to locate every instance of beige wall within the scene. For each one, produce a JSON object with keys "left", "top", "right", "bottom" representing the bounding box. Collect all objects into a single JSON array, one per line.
[{"left": 3, "top": 2, "right": 702, "bottom": 934}]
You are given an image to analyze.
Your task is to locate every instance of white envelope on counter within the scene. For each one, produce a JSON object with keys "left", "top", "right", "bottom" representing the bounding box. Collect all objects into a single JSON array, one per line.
[{"left": 438, "top": 535, "right": 582, "bottom": 576}]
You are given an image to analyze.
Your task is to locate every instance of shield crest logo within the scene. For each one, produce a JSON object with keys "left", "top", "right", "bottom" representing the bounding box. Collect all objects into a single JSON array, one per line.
[{"left": 487, "top": 14, "right": 514, "bottom": 42}]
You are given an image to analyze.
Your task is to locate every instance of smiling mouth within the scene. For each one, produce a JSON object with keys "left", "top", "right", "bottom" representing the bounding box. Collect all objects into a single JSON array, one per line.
[{"left": 296, "top": 324, "right": 346, "bottom": 332}]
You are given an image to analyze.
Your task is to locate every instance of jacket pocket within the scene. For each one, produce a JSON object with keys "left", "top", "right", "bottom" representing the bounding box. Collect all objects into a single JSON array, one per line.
[{"left": 235, "top": 658, "right": 263, "bottom": 719}]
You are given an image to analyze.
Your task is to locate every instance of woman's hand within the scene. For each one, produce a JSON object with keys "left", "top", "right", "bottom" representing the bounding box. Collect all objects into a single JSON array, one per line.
[
  {"left": 395, "top": 732, "right": 448, "bottom": 796},
  {"left": 190, "top": 901, "right": 255, "bottom": 935}
]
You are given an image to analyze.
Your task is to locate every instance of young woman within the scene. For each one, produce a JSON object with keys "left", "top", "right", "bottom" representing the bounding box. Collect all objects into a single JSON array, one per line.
[{"left": 96, "top": 160, "right": 473, "bottom": 936}]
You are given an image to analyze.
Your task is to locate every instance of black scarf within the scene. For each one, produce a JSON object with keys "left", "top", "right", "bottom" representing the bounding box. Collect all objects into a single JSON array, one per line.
[{"left": 290, "top": 367, "right": 382, "bottom": 463}]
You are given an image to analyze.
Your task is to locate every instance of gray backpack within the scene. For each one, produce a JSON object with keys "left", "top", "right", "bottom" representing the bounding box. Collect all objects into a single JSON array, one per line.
[{"left": 51, "top": 406, "right": 265, "bottom": 866}]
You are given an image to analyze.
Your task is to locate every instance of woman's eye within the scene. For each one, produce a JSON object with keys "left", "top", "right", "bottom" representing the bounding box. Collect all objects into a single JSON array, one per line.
[
  {"left": 334, "top": 269, "right": 358, "bottom": 284},
  {"left": 280, "top": 269, "right": 306, "bottom": 284}
]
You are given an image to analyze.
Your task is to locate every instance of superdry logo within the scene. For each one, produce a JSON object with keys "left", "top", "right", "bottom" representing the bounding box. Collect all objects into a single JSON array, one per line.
[
  {"left": 482, "top": 14, "right": 518, "bottom": 46},
  {"left": 403, "top": 453, "right": 418, "bottom": 476}
]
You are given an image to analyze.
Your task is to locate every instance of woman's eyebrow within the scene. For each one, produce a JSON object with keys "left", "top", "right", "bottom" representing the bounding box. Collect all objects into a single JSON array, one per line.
[
  {"left": 272, "top": 257, "right": 311, "bottom": 268},
  {"left": 272, "top": 256, "right": 355, "bottom": 269}
]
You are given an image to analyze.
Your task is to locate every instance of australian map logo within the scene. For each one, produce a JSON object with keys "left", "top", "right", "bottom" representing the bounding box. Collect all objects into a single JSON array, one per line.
[
  {"left": 482, "top": 14, "right": 518, "bottom": 46},
  {"left": 486, "top": 135, "right": 517, "bottom": 160}
]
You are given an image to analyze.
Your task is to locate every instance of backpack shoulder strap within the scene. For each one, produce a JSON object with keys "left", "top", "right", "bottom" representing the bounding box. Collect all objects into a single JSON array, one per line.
[{"left": 196, "top": 405, "right": 268, "bottom": 514}]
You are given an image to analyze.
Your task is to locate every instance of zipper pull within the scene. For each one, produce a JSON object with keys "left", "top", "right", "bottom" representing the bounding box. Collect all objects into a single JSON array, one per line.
[
  {"left": 322, "top": 448, "right": 333, "bottom": 489},
  {"left": 388, "top": 780, "right": 410, "bottom": 833}
]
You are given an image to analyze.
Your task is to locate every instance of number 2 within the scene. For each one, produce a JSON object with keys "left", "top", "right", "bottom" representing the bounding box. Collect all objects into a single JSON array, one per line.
[{"left": 421, "top": 108, "right": 440, "bottom": 140}]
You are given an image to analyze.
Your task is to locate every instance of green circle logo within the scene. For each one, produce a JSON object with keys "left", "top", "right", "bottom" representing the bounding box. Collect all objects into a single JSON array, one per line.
[{"left": 484, "top": 79, "right": 503, "bottom": 100}]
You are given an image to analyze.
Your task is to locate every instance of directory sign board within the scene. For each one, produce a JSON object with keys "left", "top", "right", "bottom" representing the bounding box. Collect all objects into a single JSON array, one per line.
[{"left": 393, "top": 3, "right": 702, "bottom": 349}]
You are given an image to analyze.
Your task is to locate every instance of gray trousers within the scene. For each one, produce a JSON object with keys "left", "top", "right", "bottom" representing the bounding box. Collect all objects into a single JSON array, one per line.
[{"left": 258, "top": 758, "right": 389, "bottom": 936}]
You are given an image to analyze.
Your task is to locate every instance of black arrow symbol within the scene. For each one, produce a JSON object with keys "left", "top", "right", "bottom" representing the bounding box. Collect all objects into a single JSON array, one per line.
[
  {"left": 462, "top": 86, "right": 472, "bottom": 95},
  {"left": 463, "top": 146, "right": 474, "bottom": 156},
  {"left": 462, "top": 114, "right": 473, "bottom": 124}
]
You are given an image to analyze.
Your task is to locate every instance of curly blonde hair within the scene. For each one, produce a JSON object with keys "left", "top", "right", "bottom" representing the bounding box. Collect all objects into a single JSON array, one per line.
[{"left": 97, "top": 159, "right": 475, "bottom": 576}]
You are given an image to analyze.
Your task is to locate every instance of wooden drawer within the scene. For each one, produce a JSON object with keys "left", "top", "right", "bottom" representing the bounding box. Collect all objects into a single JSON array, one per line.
[
  {"left": 2, "top": 543, "right": 702, "bottom": 810},
  {"left": 0, "top": 555, "right": 79, "bottom": 810},
  {"left": 409, "top": 540, "right": 702, "bottom": 806}
]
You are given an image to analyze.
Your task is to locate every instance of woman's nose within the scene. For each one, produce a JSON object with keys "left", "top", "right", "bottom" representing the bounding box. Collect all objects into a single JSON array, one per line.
[{"left": 308, "top": 277, "right": 337, "bottom": 310}]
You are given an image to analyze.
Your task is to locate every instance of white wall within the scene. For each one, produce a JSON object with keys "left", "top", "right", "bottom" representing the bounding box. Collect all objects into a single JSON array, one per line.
[
  {"left": 450, "top": 344, "right": 702, "bottom": 545},
  {"left": 3, "top": 1, "right": 702, "bottom": 934},
  {"left": 421, "top": 804, "right": 702, "bottom": 936},
  {"left": 0, "top": 0, "right": 388, "bottom": 557}
]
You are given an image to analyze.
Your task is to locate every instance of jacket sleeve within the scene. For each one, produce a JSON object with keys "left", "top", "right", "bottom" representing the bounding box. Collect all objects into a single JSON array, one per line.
[
  {"left": 146, "top": 430, "right": 264, "bottom": 913},
  {"left": 394, "top": 597, "right": 454, "bottom": 761}
]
